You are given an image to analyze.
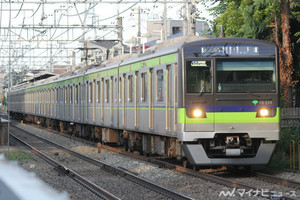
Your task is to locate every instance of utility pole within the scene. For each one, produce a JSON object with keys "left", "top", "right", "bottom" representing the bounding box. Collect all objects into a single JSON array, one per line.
[
  {"left": 162, "top": 0, "right": 167, "bottom": 42},
  {"left": 131, "top": 7, "right": 147, "bottom": 54},
  {"left": 182, "top": 0, "right": 187, "bottom": 36},
  {"left": 188, "top": 1, "right": 195, "bottom": 36},
  {"left": 117, "top": 16, "right": 123, "bottom": 55}
]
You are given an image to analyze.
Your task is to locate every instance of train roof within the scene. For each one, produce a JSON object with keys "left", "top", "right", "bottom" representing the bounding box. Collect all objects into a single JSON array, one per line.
[
  {"left": 14, "top": 36, "right": 279, "bottom": 93},
  {"left": 86, "top": 36, "right": 209, "bottom": 75},
  {"left": 181, "top": 37, "right": 277, "bottom": 48}
]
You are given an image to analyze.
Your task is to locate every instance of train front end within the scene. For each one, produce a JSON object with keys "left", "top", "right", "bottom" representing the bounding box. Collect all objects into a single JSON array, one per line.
[{"left": 179, "top": 38, "right": 280, "bottom": 166}]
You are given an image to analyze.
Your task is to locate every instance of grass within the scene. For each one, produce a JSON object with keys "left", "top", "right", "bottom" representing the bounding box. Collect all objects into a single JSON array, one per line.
[
  {"left": 268, "top": 127, "right": 300, "bottom": 170},
  {"left": 5, "top": 150, "right": 36, "bottom": 165}
]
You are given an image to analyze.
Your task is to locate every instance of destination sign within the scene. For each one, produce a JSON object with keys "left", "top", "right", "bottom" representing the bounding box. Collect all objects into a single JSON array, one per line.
[{"left": 191, "top": 61, "right": 208, "bottom": 67}]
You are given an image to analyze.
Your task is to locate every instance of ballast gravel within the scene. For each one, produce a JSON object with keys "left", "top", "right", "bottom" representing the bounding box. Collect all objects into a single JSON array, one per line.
[{"left": 4, "top": 122, "right": 300, "bottom": 200}]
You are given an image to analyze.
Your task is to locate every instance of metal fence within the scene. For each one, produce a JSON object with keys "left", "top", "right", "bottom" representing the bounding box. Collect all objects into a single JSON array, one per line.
[{"left": 281, "top": 107, "right": 300, "bottom": 128}]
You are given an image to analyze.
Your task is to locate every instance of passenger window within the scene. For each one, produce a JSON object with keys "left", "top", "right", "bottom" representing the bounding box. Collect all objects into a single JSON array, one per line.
[
  {"left": 128, "top": 75, "right": 133, "bottom": 102},
  {"left": 89, "top": 82, "right": 93, "bottom": 103},
  {"left": 106, "top": 79, "right": 110, "bottom": 103},
  {"left": 97, "top": 81, "right": 100, "bottom": 103},
  {"left": 70, "top": 86, "right": 73, "bottom": 104},
  {"left": 156, "top": 70, "right": 164, "bottom": 102},
  {"left": 75, "top": 85, "right": 78, "bottom": 104},
  {"left": 141, "top": 72, "right": 147, "bottom": 102}
]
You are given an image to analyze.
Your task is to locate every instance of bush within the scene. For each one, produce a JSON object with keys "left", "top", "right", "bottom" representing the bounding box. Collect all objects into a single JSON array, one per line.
[{"left": 268, "top": 127, "right": 300, "bottom": 169}]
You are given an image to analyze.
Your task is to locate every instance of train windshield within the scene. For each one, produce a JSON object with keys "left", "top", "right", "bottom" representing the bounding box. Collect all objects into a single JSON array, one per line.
[
  {"left": 186, "top": 60, "right": 212, "bottom": 93},
  {"left": 216, "top": 60, "right": 276, "bottom": 93}
]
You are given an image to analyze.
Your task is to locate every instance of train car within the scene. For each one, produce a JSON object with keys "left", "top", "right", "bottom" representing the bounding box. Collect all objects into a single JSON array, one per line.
[{"left": 8, "top": 36, "right": 280, "bottom": 166}]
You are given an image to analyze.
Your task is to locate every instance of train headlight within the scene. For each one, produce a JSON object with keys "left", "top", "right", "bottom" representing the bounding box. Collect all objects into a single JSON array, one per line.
[
  {"left": 256, "top": 108, "right": 275, "bottom": 117},
  {"left": 193, "top": 109, "right": 202, "bottom": 118},
  {"left": 259, "top": 109, "right": 269, "bottom": 117},
  {"left": 190, "top": 108, "right": 206, "bottom": 118}
]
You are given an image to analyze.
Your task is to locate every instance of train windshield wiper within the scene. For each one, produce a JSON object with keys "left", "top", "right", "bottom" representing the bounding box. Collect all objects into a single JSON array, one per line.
[{"left": 199, "top": 75, "right": 212, "bottom": 96}]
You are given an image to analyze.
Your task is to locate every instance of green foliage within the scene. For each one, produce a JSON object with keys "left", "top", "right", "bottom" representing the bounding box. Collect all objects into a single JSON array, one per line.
[
  {"left": 5, "top": 150, "right": 36, "bottom": 165},
  {"left": 213, "top": 0, "right": 276, "bottom": 39},
  {"left": 2, "top": 96, "right": 6, "bottom": 106},
  {"left": 290, "top": 0, "right": 300, "bottom": 43},
  {"left": 268, "top": 127, "right": 300, "bottom": 169},
  {"left": 215, "top": 1, "right": 244, "bottom": 37}
]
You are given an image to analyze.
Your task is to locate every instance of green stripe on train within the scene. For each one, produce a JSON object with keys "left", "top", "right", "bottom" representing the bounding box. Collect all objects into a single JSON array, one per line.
[{"left": 178, "top": 108, "right": 280, "bottom": 124}]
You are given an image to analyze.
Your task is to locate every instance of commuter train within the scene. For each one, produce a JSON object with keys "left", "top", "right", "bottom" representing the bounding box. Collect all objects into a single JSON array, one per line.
[{"left": 9, "top": 36, "right": 280, "bottom": 166}]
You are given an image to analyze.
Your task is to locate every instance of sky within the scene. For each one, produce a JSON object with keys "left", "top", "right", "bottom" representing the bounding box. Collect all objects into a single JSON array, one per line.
[{"left": 0, "top": 0, "right": 215, "bottom": 73}]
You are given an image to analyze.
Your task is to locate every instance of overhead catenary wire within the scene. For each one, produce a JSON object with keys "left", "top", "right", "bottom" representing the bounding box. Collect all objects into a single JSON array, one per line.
[
  {"left": 0, "top": 1, "right": 194, "bottom": 72},
  {"left": 13, "top": 0, "right": 24, "bottom": 19}
]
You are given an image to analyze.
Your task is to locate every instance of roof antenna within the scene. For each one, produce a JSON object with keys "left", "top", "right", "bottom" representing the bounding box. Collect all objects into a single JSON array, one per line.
[{"left": 219, "top": 25, "right": 225, "bottom": 38}]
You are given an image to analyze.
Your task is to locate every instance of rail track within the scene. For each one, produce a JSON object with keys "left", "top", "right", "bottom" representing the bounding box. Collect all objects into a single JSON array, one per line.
[
  {"left": 9, "top": 124, "right": 193, "bottom": 200},
  {"left": 10, "top": 133, "right": 120, "bottom": 200},
  {"left": 5, "top": 117, "right": 300, "bottom": 200}
]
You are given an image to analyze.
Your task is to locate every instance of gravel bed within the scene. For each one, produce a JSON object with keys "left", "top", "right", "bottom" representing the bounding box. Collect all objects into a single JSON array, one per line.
[
  {"left": 10, "top": 128, "right": 170, "bottom": 200},
  {"left": 10, "top": 122, "right": 300, "bottom": 199},
  {"left": 0, "top": 140, "right": 99, "bottom": 200}
]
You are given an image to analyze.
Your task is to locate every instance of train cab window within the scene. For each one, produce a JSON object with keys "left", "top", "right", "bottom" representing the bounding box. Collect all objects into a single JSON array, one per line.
[
  {"left": 156, "top": 70, "right": 164, "bottom": 102},
  {"left": 216, "top": 60, "right": 276, "bottom": 93},
  {"left": 141, "top": 72, "right": 147, "bottom": 102},
  {"left": 186, "top": 60, "right": 212, "bottom": 94},
  {"left": 128, "top": 75, "right": 133, "bottom": 102}
]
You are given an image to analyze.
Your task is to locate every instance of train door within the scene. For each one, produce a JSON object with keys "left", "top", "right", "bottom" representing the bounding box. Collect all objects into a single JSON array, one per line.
[
  {"left": 87, "top": 80, "right": 92, "bottom": 123},
  {"left": 140, "top": 70, "right": 148, "bottom": 130},
  {"left": 78, "top": 83, "right": 81, "bottom": 122},
  {"left": 74, "top": 84, "right": 79, "bottom": 122},
  {"left": 184, "top": 59, "right": 214, "bottom": 132},
  {"left": 110, "top": 77, "right": 114, "bottom": 126},
  {"left": 166, "top": 65, "right": 171, "bottom": 132},
  {"left": 118, "top": 76, "right": 123, "bottom": 128},
  {"left": 101, "top": 78, "right": 104, "bottom": 124},
  {"left": 153, "top": 68, "right": 165, "bottom": 133},
  {"left": 92, "top": 79, "right": 96, "bottom": 123},
  {"left": 69, "top": 85, "right": 73, "bottom": 121},
  {"left": 122, "top": 74, "right": 126, "bottom": 128},
  {"left": 80, "top": 83, "right": 85, "bottom": 123},
  {"left": 149, "top": 69, "right": 153, "bottom": 130},
  {"left": 113, "top": 76, "right": 118, "bottom": 127},
  {"left": 134, "top": 71, "right": 138, "bottom": 128},
  {"left": 126, "top": 73, "right": 135, "bottom": 129},
  {"left": 96, "top": 80, "right": 101, "bottom": 124}
]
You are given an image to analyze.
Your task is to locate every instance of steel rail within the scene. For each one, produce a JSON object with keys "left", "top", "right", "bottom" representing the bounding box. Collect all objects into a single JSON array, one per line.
[
  {"left": 9, "top": 133, "right": 121, "bottom": 200},
  {"left": 11, "top": 125, "right": 194, "bottom": 200},
  {"left": 252, "top": 171, "right": 300, "bottom": 189}
]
